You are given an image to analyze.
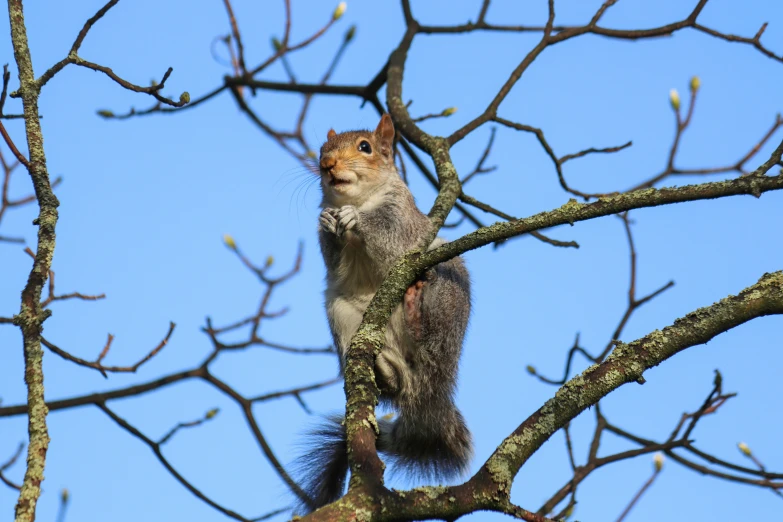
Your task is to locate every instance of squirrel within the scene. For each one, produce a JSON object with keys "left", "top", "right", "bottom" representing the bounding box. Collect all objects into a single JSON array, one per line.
[{"left": 293, "top": 114, "right": 472, "bottom": 512}]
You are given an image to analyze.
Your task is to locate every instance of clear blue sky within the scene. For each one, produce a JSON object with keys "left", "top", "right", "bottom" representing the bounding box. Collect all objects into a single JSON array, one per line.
[{"left": 1, "top": 1, "right": 782, "bottom": 521}]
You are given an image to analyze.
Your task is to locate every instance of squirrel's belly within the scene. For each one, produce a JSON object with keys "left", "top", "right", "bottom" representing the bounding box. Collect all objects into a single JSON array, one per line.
[
  {"left": 327, "top": 294, "right": 368, "bottom": 359},
  {"left": 335, "top": 246, "right": 382, "bottom": 294},
  {"left": 327, "top": 294, "right": 410, "bottom": 361}
]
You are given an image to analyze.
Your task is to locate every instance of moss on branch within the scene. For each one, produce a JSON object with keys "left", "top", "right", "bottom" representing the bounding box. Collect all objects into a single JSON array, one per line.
[{"left": 8, "top": 1, "right": 59, "bottom": 521}]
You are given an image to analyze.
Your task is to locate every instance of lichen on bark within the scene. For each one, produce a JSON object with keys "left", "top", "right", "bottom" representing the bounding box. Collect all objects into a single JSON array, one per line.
[{"left": 8, "top": 1, "right": 60, "bottom": 521}]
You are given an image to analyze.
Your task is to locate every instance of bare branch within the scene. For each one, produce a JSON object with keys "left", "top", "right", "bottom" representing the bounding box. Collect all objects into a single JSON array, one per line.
[
  {"left": 249, "top": 378, "right": 341, "bottom": 404},
  {"left": 158, "top": 408, "right": 220, "bottom": 445},
  {"left": 200, "top": 371, "right": 311, "bottom": 506},
  {"left": 461, "top": 127, "right": 498, "bottom": 185},
  {"left": 615, "top": 464, "right": 662, "bottom": 522},
  {"left": 527, "top": 334, "right": 598, "bottom": 386},
  {"left": 97, "top": 402, "right": 256, "bottom": 522},
  {"left": 419, "top": 159, "right": 783, "bottom": 275},
  {"left": 36, "top": 0, "right": 121, "bottom": 88},
  {"left": 0, "top": 120, "right": 28, "bottom": 167},
  {"left": 97, "top": 84, "right": 227, "bottom": 120},
  {"left": 21, "top": 247, "right": 106, "bottom": 307},
  {"left": 694, "top": 22, "right": 783, "bottom": 63},
  {"left": 7, "top": 0, "right": 61, "bottom": 516},
  {"left": 0, "top": 369, "right": 202, "bottom": 417},
  {"left": 0, "top": 443, "right": 23, "bottom": 490},
  {"left": 42, "top": 322, "right": 175, "bottom": 378},
  {"left": 481, "top": 270, "right": 783, "bottom": 500},
  {"left": 13, "top": 2, "right": 781, "bottom": 520},
  {"left": 35, "top": 0, "right": 188, "bottom": 109},
  {"left": 606, "top": 423, "right": 783, "bottom": 491},
  {"left": 559, "top": 141, "right": 633, "bottom": 165},
  {"left": 221, "top": 0, "right": 247, "bottom": 75}
]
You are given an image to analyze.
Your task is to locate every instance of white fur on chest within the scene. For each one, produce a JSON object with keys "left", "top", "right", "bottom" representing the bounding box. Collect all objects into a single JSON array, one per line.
[
  {"left": 325, "top": 220, "right": 411, "bottom": 363},
  {"left": 326, "top": 292, "right": 409, "bottom": 363},
  {"left": 322, "top": 187, "right": 416, "bottom": 364}
]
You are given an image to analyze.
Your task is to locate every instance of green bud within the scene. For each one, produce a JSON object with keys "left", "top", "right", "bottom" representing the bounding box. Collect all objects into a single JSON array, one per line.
[
  {"left": 442, "top": 107, "right": 458, "bottom": 117},
  {"left": 669, "top": 89, "right": 680, "bottom": 111},
  {"left": 97, "top": 110, "right": 115, "bottom": 118},
  {"left": 205, "top": 408, "right": 219, "bottom": 419},
  {"left": 223, "top": 234, "right": 237, "bottom": 250},
  {"left": 345, "top": 25, "right": 357, "bottom": 42},
  {"left": 179, "top": 92, "right": 191, "bottom": 104},
  {"left": 653, "top": 452, "right": 664, "bottom": 471},
  {"left": 332, "top": 2, "right": 346, "bottom": 20},
  {"left": 690, "top": 76, "right": 701, "bottom": 92}
]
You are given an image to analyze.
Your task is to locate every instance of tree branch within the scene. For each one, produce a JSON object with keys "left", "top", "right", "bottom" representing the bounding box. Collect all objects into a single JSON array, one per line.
[
  {"left": 476, "top": 270, "right": 783, "bottom": 506},
  {"left": 327, "top": 143, "right": 783, "bottom": 518},
  {"left": 7, "top": 0, "right": 59, "bottom": 519},
  {"left": 304, "top": 269, "right": 783, "bottom": 521},
  {"left": 42, "top": 322, "right": 175, "bottom": 378},
  {"left": 96, "top": 402, "right": 255, "bottom": 522}
]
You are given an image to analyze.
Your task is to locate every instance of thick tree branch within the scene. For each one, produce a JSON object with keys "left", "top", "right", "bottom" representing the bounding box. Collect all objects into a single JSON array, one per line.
[
  {"left": 7, "top": 0, "right": 59, "bottom": 519},
  {"left": 305, "top": 271, "right": 782, "bottom": 521},
  {"left": 480, "top": 271, "right": 783, "bottom": 493},
  {"left": 10, "top": 2, "right": 779, "bottom": 520},
  {"left": 0, "top": 369, "right": 201, "bottom": 417},
  {"left": 332, "top": 140, "right": 783, "bottom": 518},
  {"left": 419, "top": 150, "right": 783, "bottom": 269}
]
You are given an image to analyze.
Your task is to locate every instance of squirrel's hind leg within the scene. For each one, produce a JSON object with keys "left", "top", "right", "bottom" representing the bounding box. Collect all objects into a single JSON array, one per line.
[
  {"left": 404, "top": 279, "right": 426, "bottom": 341},
  {"left": 376, "top": 349, "right": 409, "bottom": 396}
]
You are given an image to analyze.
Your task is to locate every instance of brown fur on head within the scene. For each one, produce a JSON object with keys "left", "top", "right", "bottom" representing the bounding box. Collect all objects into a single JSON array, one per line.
[{"left": 319, "top": 114, "right": 397, "bottom": 207}]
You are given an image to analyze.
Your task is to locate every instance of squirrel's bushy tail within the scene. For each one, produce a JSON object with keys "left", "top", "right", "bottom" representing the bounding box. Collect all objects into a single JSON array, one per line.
[
  {"left": 294, "top": 405, "right": 472, "bottom": 513},
  {"left": 292, "top": 414, "right": 348, "bottom": 514},
  {"left": 378, "top": 401, "right": 473, "bottom": 481}
]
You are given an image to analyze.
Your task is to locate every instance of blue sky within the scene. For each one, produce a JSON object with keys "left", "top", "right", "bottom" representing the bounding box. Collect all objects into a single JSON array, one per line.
[{"left": 1, "top": 1, "right": 782, "bottom": 521}]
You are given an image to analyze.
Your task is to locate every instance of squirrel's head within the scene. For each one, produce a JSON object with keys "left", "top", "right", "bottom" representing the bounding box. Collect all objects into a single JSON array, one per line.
[{"left": 319, "top": 114, "right": 397, "bottom": 206}]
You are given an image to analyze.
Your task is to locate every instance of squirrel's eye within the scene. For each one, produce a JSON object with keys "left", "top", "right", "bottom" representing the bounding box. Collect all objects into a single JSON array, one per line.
[{"left": 358, "top": 140, "right": 372, "bottom": 154}]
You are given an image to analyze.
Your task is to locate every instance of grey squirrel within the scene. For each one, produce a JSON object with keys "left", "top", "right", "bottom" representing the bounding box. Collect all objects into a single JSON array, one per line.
[{"left": 294, "top": 114, "right": 472, "bottom": 512}]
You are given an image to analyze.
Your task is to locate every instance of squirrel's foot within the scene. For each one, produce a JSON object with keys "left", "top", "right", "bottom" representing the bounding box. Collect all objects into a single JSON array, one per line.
[
  {"left": 319, "top": 208, "right": 339, "bottom": 235},
  {"left": 404, "top": 280, "right": 426, "bottom": 341},
  {"left": 336, "top": 205, "right": 359, "bottom": 238}
]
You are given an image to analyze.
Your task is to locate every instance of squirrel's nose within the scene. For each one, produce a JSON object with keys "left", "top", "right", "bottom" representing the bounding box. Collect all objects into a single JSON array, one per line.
[{"left": 320, "top": 155, "right": 337, "bottom": 173}]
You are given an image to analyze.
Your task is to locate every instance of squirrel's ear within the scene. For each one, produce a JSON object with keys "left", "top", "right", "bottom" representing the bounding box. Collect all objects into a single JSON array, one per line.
[
  {"left": 374, "top": 114, "right": 395, "bottom": 156},
  {"left": 327, "top": 129, "right": 337, "bottom": 140}
]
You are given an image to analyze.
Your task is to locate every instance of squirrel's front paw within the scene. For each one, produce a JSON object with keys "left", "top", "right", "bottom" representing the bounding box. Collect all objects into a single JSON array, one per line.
[
  {"left": 319, "top": 208, "right": 339, "bottom": 235},
  {"left": 336, "top": 205, "right": 359, "bottom": 237}
]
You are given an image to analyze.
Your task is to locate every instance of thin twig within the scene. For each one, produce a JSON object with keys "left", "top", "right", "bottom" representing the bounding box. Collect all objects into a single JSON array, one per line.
[
  {"left": 0, "top": 443, "right": 23, "bottom": 490},
  {"left": 615, "top": 468, "right": 661, "bottom": 522},
  {"left": 0, "top": 120, "right": 28, "bottom": 167},
  {"left": 42, "top": 323, "right": 175, "bottom": 378},
  {"left": 97, "top": 402, "right": 254, "bottom": 522}
]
